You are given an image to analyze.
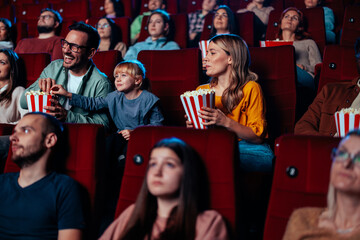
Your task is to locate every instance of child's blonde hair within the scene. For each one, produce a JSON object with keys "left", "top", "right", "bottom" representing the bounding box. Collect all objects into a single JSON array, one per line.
[{"left": 114, "top": 60, "right": 146, "bottom": 80}]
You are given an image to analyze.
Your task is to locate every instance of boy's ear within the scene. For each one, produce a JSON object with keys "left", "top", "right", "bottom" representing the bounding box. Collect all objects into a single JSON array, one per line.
[{"left": 135, "top": 76, "right": 143, "bottom": 86}]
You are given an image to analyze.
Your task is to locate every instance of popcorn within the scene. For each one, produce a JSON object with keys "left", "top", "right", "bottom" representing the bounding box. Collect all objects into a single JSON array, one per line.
[
  {"left": 334, "top": 108, "right": 360, "bottom": 137},
  {"left": 260, "top": 40, "right": 293, "bottom": 47},
  {"left": 180, "top": 88, "right": 215, "bottom": 129},
  {"left": 199, "top": 40, "right": 209, "bottom": 59},
  {"left": 26, "top": 90, "right": 53, "bottom": 113}
]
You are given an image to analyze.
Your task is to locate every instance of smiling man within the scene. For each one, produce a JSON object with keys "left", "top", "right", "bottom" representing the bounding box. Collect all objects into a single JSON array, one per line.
[
  {"left": 20, "top": 22, "right": 112, "bottom": 129},
  {"left": 15, "top": 8, "right": 63, "bottom": 60},
  {"left": 0, "top": 112, "right": 84, "bottom": 240}
]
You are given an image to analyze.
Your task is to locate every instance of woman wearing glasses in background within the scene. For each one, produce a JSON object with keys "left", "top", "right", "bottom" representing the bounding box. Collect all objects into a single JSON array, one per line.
[
  {"left": 283, "top": 129, "right": 360, "bottom": 239},
  {"left": 96, "top": 17, "right": 127, "bottom": 57},
  {"left": 276, "top": 7, "right": 321, "bottom": 92}
]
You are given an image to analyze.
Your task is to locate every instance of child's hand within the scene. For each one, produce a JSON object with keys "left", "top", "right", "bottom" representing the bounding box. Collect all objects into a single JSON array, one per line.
[
  {"left": 50, "top": 85, "right": 72, "bottom": 98},
  {"left": 119, "top": 129, "right": 132, "bottom": 141},
  {"left": 185, "top": 115, "right": 194, "bottom": 128}
]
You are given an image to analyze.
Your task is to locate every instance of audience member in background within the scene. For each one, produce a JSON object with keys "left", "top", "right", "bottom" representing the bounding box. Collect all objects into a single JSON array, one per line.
[
  {"left": 124, "top": 10, "right": 180, "bottom": 61},
  {"left": 276, "top": 7, "right": 322, "bottom": 91},
  {"left": 19, "top": 22, "right": 112, "bottom": 129},
  {"left": 0, "top": 18, "right": 14, "bottom": 50},
  {"left": 0, "top": 49, "right": 27, "bottom": 166},
  {"left": 188, "top": 34, "right": 273, "bottom": 172},
  {"left": 130, "top": 0, "right": 166, "bottom": 44},
  {"left": 15, "top": 8, "right": 63, "bottom": 60},
  {"left": 187, "top": 0, "right": 222, "bottom": 47},
  {"left": 104, "top": 0, "right": 124, "bottom": 18},
  {"left": 209, "top": 5, "right": 237, "bottom": 38},
  {"left": 304, "top": 0, "right": 335, "bottom": 44},
  {"left": 96, "top": 17, "right": 127, "bottom": 57},
  {"left": 99, "top": 137, "right": 229, "bottom": 240},
  {"left": 0, "top": 49, "right": 27, "bottom": 124},
  {"left": 294, "top": 38, "right": 360, "bottom": 136},
  {"left": 0, "top": 112, "right": 84, "bottom": 239},
  {"left": 237, "top": 0, "right": 274, "bottom": 41},
  {"left": 283, "top": 129, "right": 360, "bottom": 239}
]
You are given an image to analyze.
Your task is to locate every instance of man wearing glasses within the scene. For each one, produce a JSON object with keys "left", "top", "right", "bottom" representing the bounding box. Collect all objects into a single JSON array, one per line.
[
  {"left": 15, "top": 8, "right": 63, "bottom": 60},
  {"left": 295, "top": 38, "right": 360, "bottom": 136},
  {"left": 20, "top": 22, "right": 112, "bottom": 129}
]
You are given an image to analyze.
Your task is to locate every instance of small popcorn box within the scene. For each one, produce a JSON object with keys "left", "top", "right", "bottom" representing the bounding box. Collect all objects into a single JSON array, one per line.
[
  {"left": 26, "top": 91, "right": 52, "bottom": 113},
  {"left": 199, "top": 40, "right": 209, "bottom": 59},
  {"left": 260, "top": 40, "right": 293, "bottom": 47},
  {"left": 334, "top": 110, "right": 360, "bottom": 137},
  {"left": 180, "top": 89, "right": 215, "bottom": 129}
]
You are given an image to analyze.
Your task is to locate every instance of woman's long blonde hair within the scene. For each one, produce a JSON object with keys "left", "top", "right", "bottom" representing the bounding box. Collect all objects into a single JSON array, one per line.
[{"left": 209, "top": 34, "right": 258, "bottom": 114}]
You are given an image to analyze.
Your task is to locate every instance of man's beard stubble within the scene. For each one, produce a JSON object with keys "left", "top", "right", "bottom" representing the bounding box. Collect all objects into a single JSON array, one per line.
[
  {"left": 37, "top": 25, "right": 54, "bottom": 34},
  {"left": 12, "top": 144, "right": 47, "bottom": 169}
]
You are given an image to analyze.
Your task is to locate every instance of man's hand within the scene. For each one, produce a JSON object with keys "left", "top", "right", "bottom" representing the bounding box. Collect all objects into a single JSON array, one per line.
[
  {"left": 44, "top": 98, "right": 68, "bottom": 122},
  {"left": 39, "top": 78, "right": 56, "bottom": 94}
]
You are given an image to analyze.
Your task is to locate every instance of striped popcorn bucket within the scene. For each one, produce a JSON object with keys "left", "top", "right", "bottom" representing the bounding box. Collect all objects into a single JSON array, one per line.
[
  {"left": 26, "top": 94, "right": 52, "bottom": 113},
  {"left": 180, "top": 91, "right": 215, "bottom": 129},
  {"left": 334, "top": 112, "right": 360, "bottom": 137},
  {"left": 199, "top": 40, "right": 209, "bottom": 59}
]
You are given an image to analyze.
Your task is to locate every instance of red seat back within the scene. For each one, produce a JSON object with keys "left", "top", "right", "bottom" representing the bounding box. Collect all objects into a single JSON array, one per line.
[
  {"left": 4, "top": 123, "right": 106, "bottom": 207},
  {"left": 340, "top": 5, "right": 360, "bottom": 47},
  {"left": 138, "top": 13, "right": 187, "bottom": 49},
  {"left": 0, "top": 123, "right": 15, "bottom": 136},
  {"left": 249, "top": 46, "right": 297, "bottom": 142},
  {"left": 263, "top": 134, "right": 340, "bottom": 240},
  {"left": 115, "top": 126, "right": 238, "bottom": 230},
  {"left": 0, "top": 5, "right": 15, "bottom": 23},
  {"left": 138, "top": 48, "right": 201, "bottom": 126},
  {"left": 53, "top": 0, "right": 89, "bottom": 22},
  {"left": 317, "top": 45, "right": 358, "bottom": 93},
  {"left": 92, "top": 50, "right": 123, "bottom": 83},
  {"left": 18, "top": 53, "right": 51, "bottom": 88}
]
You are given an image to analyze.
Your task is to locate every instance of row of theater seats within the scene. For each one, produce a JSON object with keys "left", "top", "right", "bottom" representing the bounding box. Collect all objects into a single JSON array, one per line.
[
  {"left": 1, "top": 0, "right": 360, "bottom": 48},
  {"left": 17, "top": 44, "right": 358, "bottom": 139},
  {"left": 0, "top": 122, "right": 342, "bottom": 239}
]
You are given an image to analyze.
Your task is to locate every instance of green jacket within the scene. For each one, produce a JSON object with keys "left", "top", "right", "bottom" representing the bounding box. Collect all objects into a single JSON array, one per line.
[
  {"left": 20, "top": 59, "right": 113, "bottom": 129},
  {"left": 130, "top": 11, "right": 151, "bottom": 42}
]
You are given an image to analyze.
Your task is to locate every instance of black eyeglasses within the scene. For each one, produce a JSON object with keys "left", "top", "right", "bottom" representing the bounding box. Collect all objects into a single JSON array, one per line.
[{"left": 61, "top": 39, "right": 88, "bottom": 53}]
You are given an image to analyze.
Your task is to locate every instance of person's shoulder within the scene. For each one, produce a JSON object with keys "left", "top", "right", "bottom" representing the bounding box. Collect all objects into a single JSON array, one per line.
[
  {"left": 50, "top": 172, "right": 78, "bottom": 188},
  {"left": 12, "top": 86, "right": 25, "bottom": 95},
  {"left": 196, "top": 84, "right": 211, "bottom": 90},
  {"left": 322, "top": 80, "right": 356, "bottom": 92},
  {"left": 290, "top": 207, "right": 324, "bottom": 220},
  {"left": 0, "top": 172, "right": 18, "bottom": 182},
  {"left": 91, "top": 63, "right": 111, "bottom": 82},
  {"left": 197, "top": 209, "right": 224, "bottom": 221},
  {"left": 141, "top": 90, "right": 160, "bottom": 100},
  {"left": 243, "top": 80, "right": 261, "bottom": 91}
]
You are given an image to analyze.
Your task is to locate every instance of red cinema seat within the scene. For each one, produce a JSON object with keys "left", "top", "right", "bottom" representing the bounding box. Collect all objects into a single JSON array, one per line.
[
  {"left": 53, "top": 0, "right": 89, "bottom": 22},
  {"left": 18, "top": 53, "right": 51, "bottom": 88},
  {"left": 114, "top": 126, "right": 238, "bottom": 231},
  {"left": 92, "top": 50, "right": 123, "bottom": 83},
  {"left": 139, "top": 0, "right": 178, "bottom": 14},
  {"left": 14, "top": 21, "right": 28, "bottom": 44},
  {"left": 317, "top": 45, "right": 358, "bottom": 93},
  {"left": 236, "top": 12, "right": 255, "bottom": 47},
  {"left": 4, "top": 123, "right": 106, "bottom": 208},
  {"left": 266, "top": 8, "right": 326, "bottom": 55},
  {"left": 199, "top": 12, "right": 214, "bottom": 41},
  {"left": 0, "top": 4, "right": 15, "bottom": 23},
  {"left": 59, "top": 19, "right": 77, "bottom": 38},
  {"left": 89, "top": 0, "right": 133, "bottom": 19},
  {"left": 87, "top": 16, "right": 131, "bottom": 48},
  {"left": 137, "top": 13, "right": 188, "bottom": 49},
  {"left": 137, "top": 48, "right": 201, "bottom": 126},
  {"left": 263, "top": 134, "right": 340, "bottom": 240},
  {"left": 249, "top": 45, "right": 297, "bottom": 142},
  {"left": 340, "top": 5, "right": 360, "bottom": 47}
]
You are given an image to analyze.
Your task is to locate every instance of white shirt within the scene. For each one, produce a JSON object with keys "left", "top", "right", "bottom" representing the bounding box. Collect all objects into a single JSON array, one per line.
[{"left": 64, "top": 72, "right": 83, "bottom": 110}]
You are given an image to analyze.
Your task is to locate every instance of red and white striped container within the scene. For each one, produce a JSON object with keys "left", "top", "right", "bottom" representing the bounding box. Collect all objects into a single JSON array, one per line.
[
  {"left": 199, "top": 40, "right": 209, "bottom": 59},
  {"left": 180, "top": 89, "right": 215, "bottom": 129},
  {"left": 334, "top": 109, "right": 360, "bottom": 137},
  {"left": 260, "top": 40, "right": 293, "bottom": 47},
  {"left": 26, "top": 92, "right": 52, "bottom": 113}
]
